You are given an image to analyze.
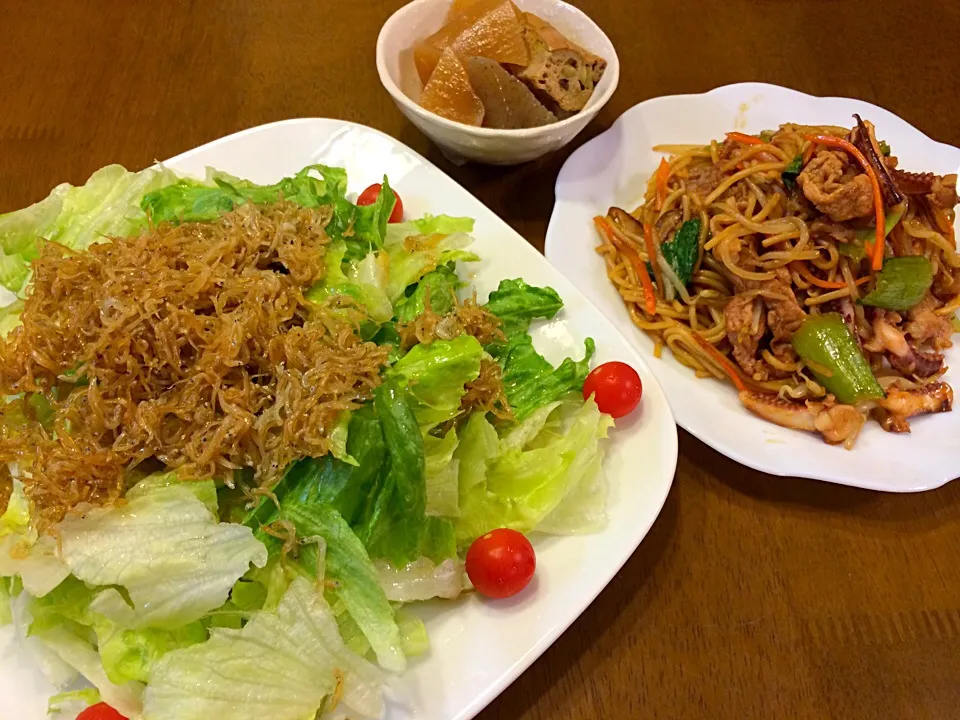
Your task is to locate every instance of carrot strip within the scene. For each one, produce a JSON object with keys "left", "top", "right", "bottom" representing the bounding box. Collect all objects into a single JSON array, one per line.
[
  {"left": 804, "top": 134, "right": 886, "bottom": 271},
  {"left": 690, "top": 332, "right": 748, "bottom": 392},
  {"left": 801, "top": 141, "right": 815, "bottom": 165},
  {"left": 642, "top": 222, "right": 665, "bottom": 299},
  {"left": 792, "top": 262, "right": 869, "bottom": 290},
  {"left": 725, "top": 131, "right": 766, "bottom": 146},
  {"left": 655, "top": 157, "right": 670, "bottom": 209},
  {"left": 595, "top": 216, "right": 656, "bottom": 315}
]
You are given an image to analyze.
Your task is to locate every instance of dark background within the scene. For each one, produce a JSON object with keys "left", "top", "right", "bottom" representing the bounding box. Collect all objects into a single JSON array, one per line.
[{"left": 4, "top": 2, "right": 960, "bottom": 718}]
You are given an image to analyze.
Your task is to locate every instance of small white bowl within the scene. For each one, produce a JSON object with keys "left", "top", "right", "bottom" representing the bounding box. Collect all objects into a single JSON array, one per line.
[{"left": 376, "top": 0, "right": 620, "bottom": 166}]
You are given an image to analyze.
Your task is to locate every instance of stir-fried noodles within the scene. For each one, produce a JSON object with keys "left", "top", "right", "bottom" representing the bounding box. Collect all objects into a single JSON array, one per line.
[{"left": 596, "top": 116, "right": 958, "bottom": 446}]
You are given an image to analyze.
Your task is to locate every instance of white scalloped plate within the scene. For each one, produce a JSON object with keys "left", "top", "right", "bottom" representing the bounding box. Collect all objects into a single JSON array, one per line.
[
  {"left": 546, "top": 82, "right": 960, "bottom": 492},
  {"left": 0, "top": 119, "right": 677, "bottom": 719}
]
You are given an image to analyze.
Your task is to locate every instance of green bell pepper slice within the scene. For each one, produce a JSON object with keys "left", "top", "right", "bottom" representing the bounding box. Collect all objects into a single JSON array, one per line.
[
  {"left": 791, "top": 313, "right": 884, "bottom": 405},
  {"left": 860, "top": 256, "right": 933, "bottom": 311}
]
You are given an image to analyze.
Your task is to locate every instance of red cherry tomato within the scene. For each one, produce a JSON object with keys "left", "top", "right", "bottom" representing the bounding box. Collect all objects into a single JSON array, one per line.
[
  {"left": 582, "top": 361, "right": 642, "bottom": 418},
  {"left": 465, "top": 528, "right": 536, "bottom": 599},
  {"left": 78, "top": 703, "right": 128, "bottom": 720},
  {"left": 356, "top": 183, "right": 403, "bottom": 223}
]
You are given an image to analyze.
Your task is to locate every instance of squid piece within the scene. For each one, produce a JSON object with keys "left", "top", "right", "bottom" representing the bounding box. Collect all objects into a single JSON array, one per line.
[
  {"left": 738, "top": 391, "right": 866, "bottom": 448},
  {"left": 850, "top": 114, "right": 903, "bottom": 206},
  {"left": 872, "top": 382, "right": 953, "bottom": 433}
]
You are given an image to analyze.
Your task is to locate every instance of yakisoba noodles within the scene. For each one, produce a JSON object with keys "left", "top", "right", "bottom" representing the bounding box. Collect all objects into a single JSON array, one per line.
[{"left": 596, "top": 117, "right": 958, "bottom": 447}]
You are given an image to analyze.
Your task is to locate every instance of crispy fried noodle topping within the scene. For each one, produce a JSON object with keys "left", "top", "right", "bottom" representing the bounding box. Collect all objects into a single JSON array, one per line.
[{"left": 0, "top": 202, "right": 389, "bottom": 527}]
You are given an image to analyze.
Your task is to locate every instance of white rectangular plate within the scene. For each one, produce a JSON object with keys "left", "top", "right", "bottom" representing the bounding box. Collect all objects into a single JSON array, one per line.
[{"left": 0, "top": 119, "right": 677, "bottom": 720}]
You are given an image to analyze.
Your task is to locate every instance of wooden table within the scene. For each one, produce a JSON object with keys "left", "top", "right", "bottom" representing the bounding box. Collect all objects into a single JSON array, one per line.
[{"left": 4, "top": 1, "right": 960, "bottom": 718}]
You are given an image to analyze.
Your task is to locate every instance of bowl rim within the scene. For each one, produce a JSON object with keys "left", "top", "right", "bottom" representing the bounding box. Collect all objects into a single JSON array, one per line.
[{"left": 375, "top": 0, "right": 620, "bottom": 138}]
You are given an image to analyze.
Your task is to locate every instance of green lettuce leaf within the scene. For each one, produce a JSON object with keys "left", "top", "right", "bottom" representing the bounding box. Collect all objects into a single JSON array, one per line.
[
  {"left": 494, "top": 335, "right": 595, "bottom": 421},
  {"left": 383, "top": 215, "right": 478, "bottom": 301},
  {"left": 418, "top": 517, "right": 457, "bottom": 563},
  {"left": 456, "top": 410, "right": 501, "bottom": 498},
  {"left": 125, "top": 470, "right": 218, "bottom": 516},
  {"left": 25, "top": 573, "right": 204, "bottom": 687},
  {"left": 305, "top": 238, "right": 393, "bottom": 323},
  {"left": 424, "top": 428, "right": 460, "bottom": 517},
  {"left": 0, "top": 298, "right": 23, "bottom": 338},
  {"left": 0, "top": 577, "right": 13, "bottom": 626},
  {"left": 355, "top": 382, "right": 427, "bottom": 567},
  {"left": 278, "top": 503, "right": 405, "bottom": 673},
  {"left": 48, "top": 688, "right": 101, "bottom": 715},
  {"left": 0, "top": 183, "right": 65, "bottom": 258},
  {"left": 482, "top": 278, "right": 595, "bottom": 419},
  {"left": 98, "top": 622, "right": 207, "bottom": 685},
  {"left": 143, "top": 577, "right": 383, "bottom": 720},
  {"left": 140, "top": 164, "right": 346, "bottom": 225},
  {"left": 26, "top": 575, "right": 95, "bottom": 638},
  {"left": 484, "top": 278, "right": 563, "bottom": 337},
  {"left": 59, "top": 483, "right": 267, "bottom": 629},
  {"left": 0, "top": 253, "right": 30, "bottom": 296},
  {"left": 385, "top": 214, "right": 474, "bottom": 243},
  {"left": 244, "top": 404, "right": 387, "bottom": 530},
  {"left": 346, "top": 176, "right": 396, "bottom": 260},
  {"left": 388, "top": 335, "right": 482, "bottom": 428},
  {"left": 328, "top": 410, "right": 357, "bottom": 467},
  {"left": 0, "top": 480, "right": 70, "bottom": 597},
  {"left": 456, "top": 396, "right": 612, "bottom": 544},
  {"left": 396, "top": 608, "right": 430, "bottom": 657},
  {"left": 393, "top": 264, "right": 461, "bottom": 323},
  {"left": 0, "top": 164, "right": 177, "bottom": 292},
  {"left": 35, "top": 625, "right": 145, "bottom": 718}
]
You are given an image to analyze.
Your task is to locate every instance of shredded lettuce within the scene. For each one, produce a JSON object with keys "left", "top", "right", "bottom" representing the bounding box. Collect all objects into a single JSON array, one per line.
[
  {"left": 140, "top": 164, "right": 346, "bottom": 225},
  {"left": 456, "top": 396, "right": 612, "bottom": 543},
  {"left": 306, "top": 238, "right": 393, "bottom": 323},
  {"left": 376, "top": 558, "right": 465, "bottom": 602},
  {"left": 383, "top": 215, "right": 479, "bottom": 301},
  {"left": 35, "top": 625, "right": 145, "bottom": 718},
  {"left": 424, "top": 428, "right": 460, "bottom": 517},
  {"left": 0, "top": 480, "right": 70, "bottom": 597},
  {"left": 388, "top": 335, "right": 482, "bottom": 429},
  {"left": 143, "top": 577, "right": 383, "bottom": 720},
  {"left": 396, "top": 607, "right": 430, "bottom": 657},
  {"left": 355, "top": 382, "right": 428, "bottom": 568},
  {"left": 393, "top": 264, "right": 461, "bottom": 322},
  {"left": 59, "top": 483, "right": 267, "bottom": 629},
  {"left": 278, "top": 503, "right": 405, "bottom": 672},
  {"left": 0, "top": 164, "right": 177, "bottom": 292},
  {"left": 484, "top": 278, "right": 563, "bottom": 337},
  {"left": 483, "top": 278, "right": 595, "bottom": 419},
  {"left": 47, "top": 688, "right": 102, "bottom": 715}
]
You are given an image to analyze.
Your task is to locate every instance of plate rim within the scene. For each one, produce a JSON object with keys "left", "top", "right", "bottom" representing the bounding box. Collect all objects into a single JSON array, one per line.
[{"left": 545, "top": 81, "right": 960, "bottom": 493}]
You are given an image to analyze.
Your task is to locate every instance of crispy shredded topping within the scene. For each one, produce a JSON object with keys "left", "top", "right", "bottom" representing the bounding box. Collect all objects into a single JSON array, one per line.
[
  {"left": 396, "top": 291, "right": 505, "bottom": 350},
  {"left": 397, "top": 291, "right": 512, "bottom": 421},
  {"left": 461, "top": 358, "right": 514, "bottom": 421},
  {"left": 0, "top": 202, "right": 389, "bottom": 527}
]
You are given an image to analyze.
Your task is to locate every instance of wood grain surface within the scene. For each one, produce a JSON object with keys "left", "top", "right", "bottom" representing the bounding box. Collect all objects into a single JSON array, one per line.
[{"left": 3, "top": 1, "right": 960, "bottom": 718}]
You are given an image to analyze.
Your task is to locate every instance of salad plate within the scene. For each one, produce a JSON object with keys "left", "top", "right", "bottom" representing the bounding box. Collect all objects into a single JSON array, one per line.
[
  {"left": 546, "top": 82, "right": 960, "bottom": 492},
  {"left": 0, "top": 118, "right": 678, "bottom": 719}
]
